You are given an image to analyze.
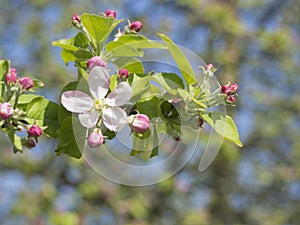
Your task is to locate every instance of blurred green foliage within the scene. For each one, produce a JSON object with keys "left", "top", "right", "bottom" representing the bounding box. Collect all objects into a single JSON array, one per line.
[{"left": 0, "top": 0, "right": 300, "bottom": 224}]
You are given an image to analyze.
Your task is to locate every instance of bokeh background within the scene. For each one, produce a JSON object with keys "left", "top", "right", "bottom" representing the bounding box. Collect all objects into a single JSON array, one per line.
[{"left": 1, "top": 0, "right": 300, "bottom": 224}]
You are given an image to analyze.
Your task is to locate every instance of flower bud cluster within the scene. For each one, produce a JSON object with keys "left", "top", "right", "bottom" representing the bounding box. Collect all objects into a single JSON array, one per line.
[{"left": 221, "top": 83, "right": 239, "bottom": 104}]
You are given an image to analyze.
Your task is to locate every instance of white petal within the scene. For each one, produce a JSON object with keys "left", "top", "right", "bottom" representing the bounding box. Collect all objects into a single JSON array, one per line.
[
  {"left": 102, "top": 107, "right": 128, "bottom": 132},
  {"left": 78, "top": 111, "right": 99, "bottom": 128},
  {"left": 88, "top": 67, "right": 110, "bottom": 99},
  {"left": 104, "top": 82, "right": 132, "bottom": 107},
  {"left": 61, "top": 91, "right": 93, "bottom": 113}
]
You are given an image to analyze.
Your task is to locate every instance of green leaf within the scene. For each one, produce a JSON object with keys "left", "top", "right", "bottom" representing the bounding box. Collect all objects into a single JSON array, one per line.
[
  {"left": 118, "top": 35, "right": 167, "bottom": 49},
  {"left": 109, "top": 74, "right": 118, "bottom": 90},
  {"left": 80, "top": 13, "right": 122, "bottom": 45},
  {"left": 136, "top": 97, "right": 160, "bottom": 119},
  {"left": 157, "top": 33, "right": 196, "bottom": 86},
  {"left": 150, "top": 124, "right": 159, "bottom": 158},
  {"left": 150, "top": 73, "right": 184, "bottom": 95},
  {"left": 25, "top": 97, "right": 60, "bottom": 138},
  {"left": 61, "top": 49, "right": 77, "bottom": 65},
  {"left": 128, "top": 74, "right": 150, "bottom": 101},
  {"left": 8, "top": 131, "right": 23, "bottom": 153},
  {"left": 202, "top": 112, "right": 243, "bottom": 147},
  {"left": 56, "top": 117, "right": 85, "bottom": 159},
  {"left": 33, "top": 79, "right": 44, "bottom": 88},
  {"left": 52, "top": 32, "right": 89, "bottom": 51},
  {"left": 106, "top": 41, "right": 144, "bottom": 57},
  {"left": 113, "top": 57, "right": 144, "bottom": 74},
  {"left": 0, "top": 60, "right": 10, "bottom": 98}
]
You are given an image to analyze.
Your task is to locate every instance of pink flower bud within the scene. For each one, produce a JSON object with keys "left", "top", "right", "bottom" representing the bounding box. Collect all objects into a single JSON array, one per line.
[
  {"left": 221, "top": 85, "right": 231, "bottom": 95},
  {"left": 28, "top": 125, "right": 43, "bottom": 137},
  {"left": 87, "top": 56, "right": 107, "bottom": 71},
  {"left": 205, "top": 64, "right": 214, "bottom": 71},
  {"left": 88, "top": 129, "right": 104, "bottom": 148},
  {"left": 130, "top": 21, "right": 143, "bottom": 32},
  {"left": 22, "top": 138, "right": 36, "bottom": 149},
  {"left": 5, "top": 68, "right": 18, "bottom": 84},
  {"left": 118, "top": 68, "right": 129, "bottom": 78},
  {"left": 129, "top": 114, "right": 150, "bottom": 133},
  {"left": 226, "top": 95, "right": 236, "bottom": 103},
  {"left": 19, "top": 77, "right": 34, "bottom": 90},
  {"left": 0, "top": 102, "right": 13, "bottom": 120},
  {"left": 72, "top": 14, "right": 81, "bottom": 24},
  {"left": 230, "top": 83, "right": 239, "bottom": 92},
  {"left": 105, "top": 10, "right": 116, "bottom": 18}
]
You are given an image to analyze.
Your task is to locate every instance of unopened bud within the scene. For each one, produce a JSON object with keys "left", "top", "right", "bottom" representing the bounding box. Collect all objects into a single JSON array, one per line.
[
  {"left": 0, "top": 102, "right": 13, "bottom": 120},
  {"left": 22, "top": 138, "right": 36, "bottom": 149},
  {"left": 221, "top": 85, "right": 231, "bottom": 95},
  {"left": 72, "top": 14, "right": 81, "bottom": 27},
  {"left": 105, "top": 10, "right": 116, "bottom": 19},
  {"left": 230, "top": 83, "right": 239, "bottom": 92},
  {"left": 88, "top": 128, "right": 104, "bottom": 148},
  {"left": 129, "top": 114, "right": 150, "bottom": 133},
  {"left": 87, "top": 56, "right": 107, "bottom": 71},
  {"left": 226, "top": 95, "right": 236, "bottom": 103},
  {"left": 6, "top": 68, "right": 18, "bottom": 84},
  {"left": 27, "top": 125, "right": 43, "bottom": 137},
  {"left": 129, "top": 21, "right": 143, "bottom": 33},
  {"left": 118, "top": 68, "right": 129, "bottom": 78},
  {"left": 19, "top": 77, "right": 34, "bottom": 90}
]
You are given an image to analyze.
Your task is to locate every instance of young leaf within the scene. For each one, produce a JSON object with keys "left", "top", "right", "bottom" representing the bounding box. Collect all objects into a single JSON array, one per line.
[
  {"left": 157, "top": 33, "right": 196, "bottom": 87},
  {"left": 113, "top": 57, "right": 144, "bottom": 74},
  {"left": 80, "top": 13, "right": 122, "bottom": 45},
  {"left": 106, "top": 41, "right": 144, "bottom": 57},
  {"left": 118, "top": 35, "right": 167, "bottom": 49},
  {"left": 201, "top": 112, "right": 243, "bottom": 147},
  {"left": 52, "top": 32, "right": 89, "bottom": 51}
]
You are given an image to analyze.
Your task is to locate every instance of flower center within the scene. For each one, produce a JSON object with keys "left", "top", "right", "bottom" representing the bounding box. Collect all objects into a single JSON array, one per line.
[{"left": 94, "top": 99, "right": 103, "bottom": 111}]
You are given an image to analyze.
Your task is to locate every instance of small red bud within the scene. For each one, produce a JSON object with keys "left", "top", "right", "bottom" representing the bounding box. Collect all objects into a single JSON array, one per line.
[
  {"left": 0, "top": 102, "right": 13, "bottom": 120},
  {"left": 105, "top": 10, "right": 116, "bottom": 19},
  {"left": 118, "top": 68, "right": 129, "bottom": 78},
  {"left": 19, "top": 77, "right": 34, "bottom": 90},
  {"left": 6, "top": 68, "right": 18, "bottom": 84},
  {"left": 28, "top": 125, "right": 43, "bottom": 137},
  {"left": 221, "top": 85, "right": 231, "bottom": 95},
  {"left": 226, "top": 95, "right": 236, "bottom": 103},
  {"left": 130, "top": 21, "right": 143, "bottom": 32},
  {"left": 230, "top": 83, "right": 239, "bottom": 92}
]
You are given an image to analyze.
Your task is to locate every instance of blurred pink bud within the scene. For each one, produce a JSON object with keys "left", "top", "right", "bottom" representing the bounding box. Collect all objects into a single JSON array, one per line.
[
  {"left": 6, "top": 68, "right": 18, "bottom": 84},
  {"left": 129, "top": 114, "right": 150, "bottom": 133},
  {"left": 230, "top": 83, "right": 239, "bottom": 92},
  {"left": 105, "top": 10, "right": 116, "bottom": 18},
  {"left": 221, "top": 85, "right": 231, "bottom": 95},
  {"left": 19, "top": 77, "right": 34, "bottom": 90},
  {"left": 72, "top": 14, "right": 81, "bottom": 24},
  {"left": 22, "top": 138, "right": 36, "bottom": 149},
  {"left": 205, "top": 64, "right": 214, "bottom": 70},
  {"left": 88, "top": 129, "right": 104, "bottom": 148},
  {"left": 87, "top": 56, "right": 107, "bottom": 71},
  {"left": 28, "top": 125, "right": 43, "bottom": 137},
  {"left": 226, "top": 95, "right": 236, "bottom": 103},
  {"left": 0, "top": 102, "right": 13, "bottom": 120},
  {"left": 118, "top": 68, "right": 129, "bottom": 78},
  {"left": 130, "top": 21, "right": 143, "bottom": 32}
]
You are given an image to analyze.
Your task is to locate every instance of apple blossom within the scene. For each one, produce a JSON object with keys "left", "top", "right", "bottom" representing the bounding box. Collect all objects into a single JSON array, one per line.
[{"left": 61, "top": 67, "right": 132, "bottom": 132}]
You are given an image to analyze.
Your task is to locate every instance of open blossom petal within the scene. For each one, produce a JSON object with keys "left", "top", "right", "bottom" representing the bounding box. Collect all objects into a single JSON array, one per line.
[
  {"left": 61, "top": 91, "right": 94, "bottom": 113},
  {"left": 88, "top": 67, "right": 110, "bottom": 100},
  {"left": 78, "top": 111, "right": 99, "bottom": 128},
  {"left": 102, "top": 107, "right": 128, "bottom": 132},
  {"left": 104, "top": 82, "right": 132, "bottom": 107}
]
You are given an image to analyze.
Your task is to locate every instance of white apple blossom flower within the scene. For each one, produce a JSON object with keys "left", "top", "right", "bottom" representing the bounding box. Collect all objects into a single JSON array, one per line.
[{"left": 61, "top": 67, "right": 132, "bottom": 132}]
